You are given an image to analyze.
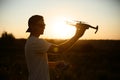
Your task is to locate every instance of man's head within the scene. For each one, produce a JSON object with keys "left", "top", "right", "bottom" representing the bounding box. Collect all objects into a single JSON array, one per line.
[{"left": 26, "top": 15, "right": 45, "bottom": 35}]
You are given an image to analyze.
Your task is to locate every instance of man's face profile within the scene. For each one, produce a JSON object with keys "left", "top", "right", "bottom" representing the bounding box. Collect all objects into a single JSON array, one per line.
[{"left": 34, "top": 20, "right": 45, "bottom": 34}]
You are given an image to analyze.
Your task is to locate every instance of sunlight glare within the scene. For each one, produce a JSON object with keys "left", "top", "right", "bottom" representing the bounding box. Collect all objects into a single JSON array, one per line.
[{"left": 52, "top": 17, "right": 76, "bottom": 39}]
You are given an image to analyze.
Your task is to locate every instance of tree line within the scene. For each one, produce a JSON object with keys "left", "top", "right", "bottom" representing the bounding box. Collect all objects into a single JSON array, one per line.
[{"left": 0, "top": 31, "right": 15, "bottom": 47}]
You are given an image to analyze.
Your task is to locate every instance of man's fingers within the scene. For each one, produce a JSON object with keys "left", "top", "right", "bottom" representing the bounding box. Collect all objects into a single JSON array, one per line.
[{"left": 76, "top": 23, "right": 89, "bottom": 30}]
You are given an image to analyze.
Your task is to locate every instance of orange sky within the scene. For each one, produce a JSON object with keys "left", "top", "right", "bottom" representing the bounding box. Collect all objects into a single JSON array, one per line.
[{"left": 0, "top": 0, "right": 120, "bottom": 40}]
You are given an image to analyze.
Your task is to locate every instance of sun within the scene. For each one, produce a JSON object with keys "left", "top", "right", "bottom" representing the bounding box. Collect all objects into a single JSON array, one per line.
[{"left": 52, "top": 17, "right": 76, "bottom": 39}]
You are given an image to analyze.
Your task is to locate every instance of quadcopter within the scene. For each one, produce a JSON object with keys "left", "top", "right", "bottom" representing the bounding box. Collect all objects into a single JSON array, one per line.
[{"left": 66, "top": 20, "right": 98, "bottom": 34}]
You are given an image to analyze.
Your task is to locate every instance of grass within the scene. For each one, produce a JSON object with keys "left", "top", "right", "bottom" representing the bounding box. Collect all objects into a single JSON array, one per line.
[{"left": 0, "top": 39, "right": 120, "bottom": 80}]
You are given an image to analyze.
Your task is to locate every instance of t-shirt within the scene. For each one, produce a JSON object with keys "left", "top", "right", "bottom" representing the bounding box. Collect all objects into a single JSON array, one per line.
[{"left": 25, "top": 36, "right": 51, "bottom": 80}]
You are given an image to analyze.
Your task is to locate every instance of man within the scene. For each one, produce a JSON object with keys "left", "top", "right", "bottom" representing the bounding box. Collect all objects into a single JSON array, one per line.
[{"left": 25, "top": 15, "right": 88, "bottom": 80}]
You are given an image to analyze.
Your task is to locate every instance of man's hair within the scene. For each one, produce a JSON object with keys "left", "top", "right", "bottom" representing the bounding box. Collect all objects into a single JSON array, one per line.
[{"left": 28, "top": 15, "right": 43, "bottom": 27}]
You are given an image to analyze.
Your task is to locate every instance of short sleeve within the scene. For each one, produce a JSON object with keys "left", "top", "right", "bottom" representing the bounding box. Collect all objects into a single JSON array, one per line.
[{"left": 33, "top": 39, "right": 52, "bottom": 53}]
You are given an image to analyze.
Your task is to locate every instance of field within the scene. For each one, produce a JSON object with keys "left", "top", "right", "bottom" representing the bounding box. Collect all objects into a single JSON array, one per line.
[{"left": 0, "top": 39, "right": 120, "bottom": 80}]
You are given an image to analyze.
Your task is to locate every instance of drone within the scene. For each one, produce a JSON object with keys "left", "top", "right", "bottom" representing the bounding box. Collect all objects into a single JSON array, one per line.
[{"left": 66, "top": 20, "right": 99, "bottom": 34}]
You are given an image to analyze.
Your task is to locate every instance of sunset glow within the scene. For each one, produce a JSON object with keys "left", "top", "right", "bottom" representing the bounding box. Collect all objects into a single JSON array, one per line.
[
  {"left": 51, "top": 17, "right": 76, "bottom": 39},
  {"left": 0, "top": 0, "right": 120, "bottom": 40}
]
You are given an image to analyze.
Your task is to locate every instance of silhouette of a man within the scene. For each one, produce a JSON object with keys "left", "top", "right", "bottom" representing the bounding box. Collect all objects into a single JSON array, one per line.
[{"left": 25, "top": 15, "right": 88, "bottom": 80}]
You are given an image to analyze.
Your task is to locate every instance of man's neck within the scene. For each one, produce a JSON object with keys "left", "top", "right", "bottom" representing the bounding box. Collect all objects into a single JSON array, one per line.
[{"left": 30, "top": 33, "right": 40, "bottom": 38}]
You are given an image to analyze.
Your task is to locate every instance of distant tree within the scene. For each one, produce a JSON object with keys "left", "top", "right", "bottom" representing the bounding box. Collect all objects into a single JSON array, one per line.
[{"left": 0, "top": 31, "right": 15, "bottom": 46}]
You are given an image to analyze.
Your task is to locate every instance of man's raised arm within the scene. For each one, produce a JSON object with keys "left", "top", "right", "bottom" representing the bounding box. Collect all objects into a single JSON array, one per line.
[{"left": 47, "top": 24, "right": 89, "bottom": 53}]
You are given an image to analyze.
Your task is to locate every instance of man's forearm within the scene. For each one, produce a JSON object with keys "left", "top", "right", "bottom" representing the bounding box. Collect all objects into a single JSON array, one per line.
[
  {"left": 47, "top": 29, "right": 86, "bottom": 53},
  {"left": 58, "top": 29, "right": 86, "bottom": 53}
]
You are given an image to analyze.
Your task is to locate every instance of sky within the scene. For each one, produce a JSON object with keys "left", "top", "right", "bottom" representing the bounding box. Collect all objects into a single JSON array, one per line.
[{"left": 0, "top": 0, "right": 120, "bottom": 40}]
